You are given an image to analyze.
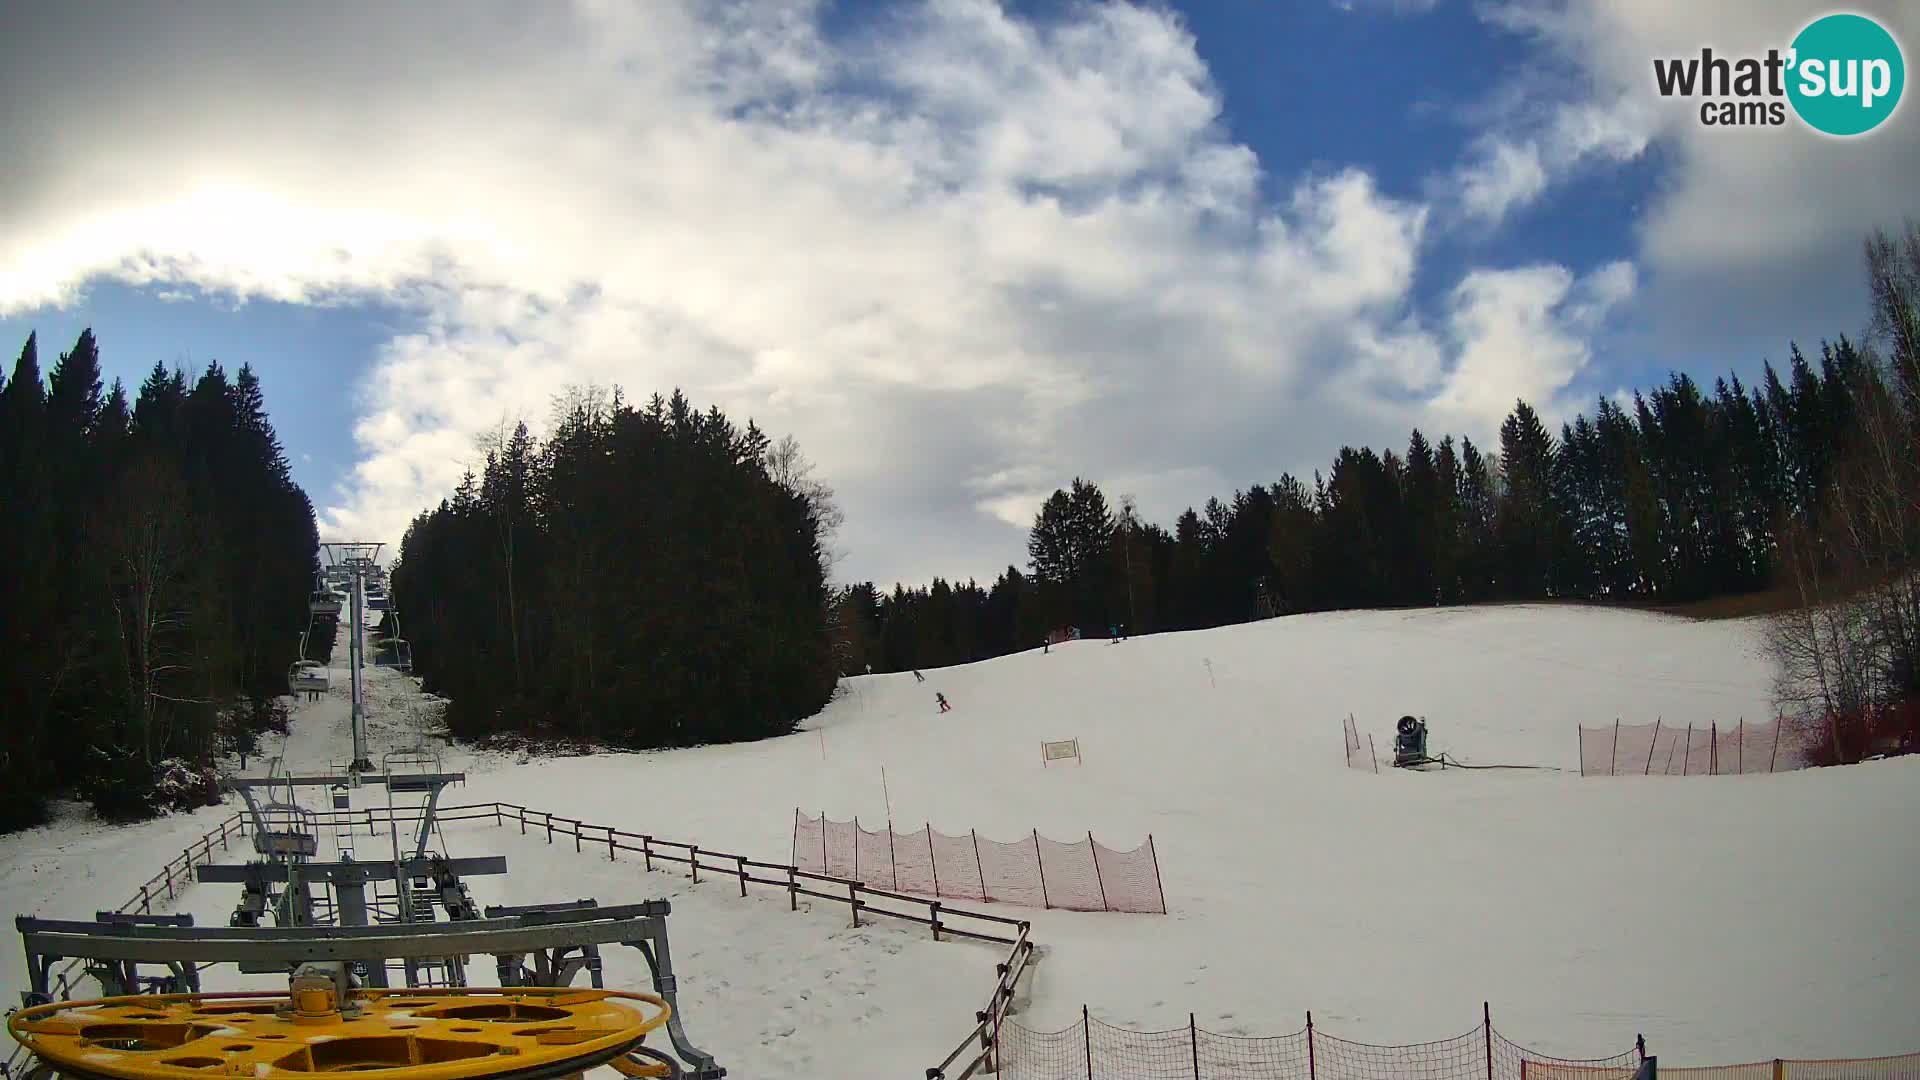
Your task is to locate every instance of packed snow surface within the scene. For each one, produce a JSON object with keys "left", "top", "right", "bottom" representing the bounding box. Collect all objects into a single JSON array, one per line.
[{"left": 2, "top": 604, "right": 1915, "bottom": 1079}]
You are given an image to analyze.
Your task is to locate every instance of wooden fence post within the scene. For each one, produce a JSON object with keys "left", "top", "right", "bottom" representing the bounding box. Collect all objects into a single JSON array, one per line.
[
  {"left": 544, "top": 812, "right": 553, "bottom": 844},
  {"left": 494, "top": 803, "right": 502, "bottom": 828},
  {"left": 1033, "top": 829, "right": 1050, "bottom": 909},
  {"left": 643, "top": 835, "right": 653, "bottom": 872},
  {"left": 573, "top": 820, "right": 582, "bottom": 853},
  {"left": 1088, "top": 831, "right": 1109, "bottom": 911},
  {"left": 608, "top": 827, "right": 617, "bottom": 861},
  {"left": 690, "top": 844, "right": 700, "bottom": 883},
  {"left": 788, "top": 867, "right": 798, "bottom": 911},
  {"left": 519, "top": 807, "right": 527, "bottom": 834},
  {"left": 930, "top": 901, "right": 942, "bottom": 942},
  {"left": 140, "top": 885, "right": 150, "bottom": 914},
  {"left": 737, "top": 856, "right": 748, "bottom": 898},
  {"left": 848, "top": 882, "right": 860, "bottom": 928}
]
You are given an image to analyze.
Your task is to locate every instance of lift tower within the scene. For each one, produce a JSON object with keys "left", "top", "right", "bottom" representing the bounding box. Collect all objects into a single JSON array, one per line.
[{"left": 323, "top": 542, "right": 384, "bottom": 772}]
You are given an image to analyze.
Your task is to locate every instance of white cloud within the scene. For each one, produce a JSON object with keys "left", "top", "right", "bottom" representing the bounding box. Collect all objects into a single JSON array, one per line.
[
  {"left": 1455, "top": 1, "right": 1918, "bottom": 357},
  {"left": 0, "top": 0, "right": 1634, "bottom": 586},
  {"left": 1331, "top": 0, "right": 1441, "bottom": 13},
  {"left": 1429, "top": 260, "right": 1637, "bottom": 427}
]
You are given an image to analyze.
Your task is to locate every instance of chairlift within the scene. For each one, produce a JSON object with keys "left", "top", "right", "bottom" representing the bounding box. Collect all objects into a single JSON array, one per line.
[
  {"left": 288, "top": 660, "right": 330, "bottom": 695},
  {"left": 309, "top": 589, "right": 343, "bottom": 617}
]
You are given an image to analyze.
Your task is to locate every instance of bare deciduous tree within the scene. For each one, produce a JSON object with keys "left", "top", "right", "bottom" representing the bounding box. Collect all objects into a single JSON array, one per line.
[{"left": 1767, "top": 225, "right": 1920, "bottom": 763}]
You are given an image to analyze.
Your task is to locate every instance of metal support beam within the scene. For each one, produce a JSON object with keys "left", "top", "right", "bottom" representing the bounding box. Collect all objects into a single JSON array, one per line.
[
  {"left": 17, "top": 902, "right": 673, "bottom": 976},
  {"left": 196, "top": 856, "right": 508, "bottom": 885}
]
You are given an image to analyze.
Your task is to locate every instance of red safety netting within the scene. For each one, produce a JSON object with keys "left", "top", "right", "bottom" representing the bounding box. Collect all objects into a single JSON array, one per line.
[
  {"left": 1036, "top": 833, "right": 1107, "bottom": 912},
  {"left": 977, "top": 832, "right": 1048, "bottom": 908},
  {"left": 791, "top": 811, "right": 1165, "bottom": 913},
  {"left": 1094, "top": 836, "right": 1167, "bottom": 914},
  {"left": 1578, "top": 719, "right": 1798, "bottom": 776},
  {"left": 929, "top": 827, "right": 987, "bottom": 901},
  {"left": 1651, "top": 1057, "right": 1920, "bottom": 1080},
  {"left": 1776, "top": 1053, "right": 1920, "bottom": 1079},
  {"left": 995, "top": 1014, "right": 1643, "bottom": 1080}
]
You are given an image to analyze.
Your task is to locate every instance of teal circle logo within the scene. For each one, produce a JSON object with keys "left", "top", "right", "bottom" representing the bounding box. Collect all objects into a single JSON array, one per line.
[{"left": 1787, "top": 13, "right": 1905, "bottom": 136}]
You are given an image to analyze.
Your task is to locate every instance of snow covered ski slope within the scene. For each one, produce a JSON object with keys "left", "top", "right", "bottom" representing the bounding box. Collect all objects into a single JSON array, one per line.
[{"left": 3, "top": 604, "right": 1915, "bottom": 1077}]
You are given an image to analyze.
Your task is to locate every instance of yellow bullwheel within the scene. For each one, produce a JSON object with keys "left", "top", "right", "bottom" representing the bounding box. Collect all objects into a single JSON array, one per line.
[{"left": 8, "top": 986, "right": 685, "bottom": 1080}]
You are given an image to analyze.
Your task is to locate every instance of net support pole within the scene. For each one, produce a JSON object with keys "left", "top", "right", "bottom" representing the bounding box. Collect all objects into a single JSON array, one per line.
[
  {"left": 1033, "top": 829, "right": 1050, "bottom": 909},
  {"left": 821, "top": 810, "right": 828, "bottom": 872},
  {"left": 972, "top": 829, "right": 986, "bottom": 901},
  {"left": 1083, "top": 1005, "right": 1094, "bottom": 1080},
  {"left": 1612, "top": 719, "right": 1620, "bottom": 775},
  {"left": 1484, "top": 1002, "right": 1494, "bottom": 1080},
  {"left": 1738, "top": 719, "right": 1744, "bottom": 774},
  {"left": 1646, "top": 718, "right": 1661, "bottom": 774},
  {"left": 927, "top": 824, "right": 940, "bottom": 897},
  {"left": 1088, "top": 831, "right": 1109, "bottom": 912},
  {"left": 1191, "top": 1013, "right": 1201, "bottom": 1080},
  {"left": 1307, "top": 1010, "right": 1317, "bottom": 1080},
  {"left": 792, "top": 808, "right": 799, "bottom": 868},
  {"left": 1148, "top": 834, "right": 1167, "bottom": 914}
]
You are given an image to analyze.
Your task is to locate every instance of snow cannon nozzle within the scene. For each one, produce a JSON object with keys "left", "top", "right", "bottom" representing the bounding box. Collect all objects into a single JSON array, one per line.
[{"left": 1393, "top": 715, "right": 1429, "bottom": 768}]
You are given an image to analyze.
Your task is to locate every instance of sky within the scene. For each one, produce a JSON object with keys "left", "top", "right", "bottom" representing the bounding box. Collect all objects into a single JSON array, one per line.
[{"left": 2, "top": 0, "right": 1915, "bottom": 588}]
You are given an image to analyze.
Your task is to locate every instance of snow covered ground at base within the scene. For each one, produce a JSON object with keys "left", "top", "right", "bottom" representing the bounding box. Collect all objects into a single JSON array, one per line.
[{"left": 3, "top": 603, "right": 1916, "bottom": 1076}]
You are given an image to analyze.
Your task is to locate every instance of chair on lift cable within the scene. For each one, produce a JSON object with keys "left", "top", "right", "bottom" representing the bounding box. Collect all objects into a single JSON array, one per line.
[{"left": 289, "top": 660, "right": 330, "bottom": 695}]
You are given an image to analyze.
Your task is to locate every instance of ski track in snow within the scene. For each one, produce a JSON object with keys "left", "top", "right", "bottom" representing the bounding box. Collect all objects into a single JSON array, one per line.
[{"left": 2, "top": 604, "right": 1916, "bottom": 1077}]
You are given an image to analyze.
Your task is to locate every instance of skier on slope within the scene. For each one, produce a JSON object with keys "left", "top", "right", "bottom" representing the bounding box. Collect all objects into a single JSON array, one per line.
[{"left": 936, "top": 692, "right": 951, "bottom": 713}]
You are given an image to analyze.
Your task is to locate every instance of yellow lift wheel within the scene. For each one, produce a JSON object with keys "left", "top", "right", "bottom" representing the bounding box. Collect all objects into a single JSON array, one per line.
[{"left": 8, "top": 986, "right": 680, "bottom": 1080}]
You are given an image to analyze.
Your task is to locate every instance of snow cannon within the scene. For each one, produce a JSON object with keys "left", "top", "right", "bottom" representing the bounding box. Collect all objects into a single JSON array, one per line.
[
  {"left": 1393, "top": 715, "right": 1429, "bottom": 768},
  {"left": 7, "top": 984, "right": 690, "bottom": 1080}
]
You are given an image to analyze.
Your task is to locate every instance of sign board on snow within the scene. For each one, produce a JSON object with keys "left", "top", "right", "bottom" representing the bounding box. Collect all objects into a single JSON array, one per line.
[{"left": 1041, "top": 738, "right": 1081, "bottom": 766}]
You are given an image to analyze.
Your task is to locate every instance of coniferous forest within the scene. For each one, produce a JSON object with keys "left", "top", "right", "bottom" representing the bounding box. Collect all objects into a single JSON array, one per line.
[
  {"left": 390, "top": 389, "right": 841, "bottom": 748},
  {"left": 0, "top": 332, "right": 321, "bottom": 831},
  {"left": 840, "top": 347, "right": 1868, "bottom": 670}
]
